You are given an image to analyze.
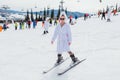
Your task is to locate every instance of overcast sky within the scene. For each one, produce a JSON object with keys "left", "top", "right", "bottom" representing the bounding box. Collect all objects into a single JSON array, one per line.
[{"left": 0, "top": 0, "right": 120, "bottom": 13}]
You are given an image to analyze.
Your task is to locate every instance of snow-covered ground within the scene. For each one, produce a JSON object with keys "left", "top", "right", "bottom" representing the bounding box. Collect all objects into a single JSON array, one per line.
[{"left": 0, "top": 13, "right": 120, "bottom": 80}]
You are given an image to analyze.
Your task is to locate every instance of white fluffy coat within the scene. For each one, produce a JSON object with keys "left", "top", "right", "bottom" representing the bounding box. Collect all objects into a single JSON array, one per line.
[{"left": 52, "top": 23, "right": 72, "bottom": 53}]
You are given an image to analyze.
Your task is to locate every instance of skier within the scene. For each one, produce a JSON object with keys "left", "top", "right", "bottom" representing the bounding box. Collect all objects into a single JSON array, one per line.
[
  {"left": 84, "top": 13, "right": 87, "bottom": 20},
  {"left": 19, "top": 21, "right": 22, "bottom": 30},
  {"left": 49, "top": 18, "right": 52, "bottom": 26},
  {"left": 14, "top": 22, "right": 18, "bottom": 30},
  {"left": 69, "top": 15, "right": 72, "bottom": 24},
  {"left": 98, "top": 10, "right": 101, "bottom": 18},
  {"left": 28, "top": 20, "right": 31, "bottom": 29},
  {"left": 33, "top": 20, "right": 36, "bottom": 29},
  {"left": 75, "top": 15, "right": 78, "bottom": 20},
  {"left": 51, "top": 11, "right": 78, "bottom": 64},
  {"left": 0, "top": 25, "right": 3, "bottom": 32},
  {"left": 101, "top": 10, "right": 106, "bottom": 20},
  {"left": 42, "top": 21, "right": 44, "bottom": 27},
  {"left": 107, "top": 7, "right": 112, "bottom": 22},
  {"left": 43, "top": 17, "right": 50, "bottom": 34},
  {"left": 2, "top": 23, "right": 7, "bottom": 31},
  {"left": 54, "top": 19, "right": 58, "bottom": 26},
  {"left": 113, "top": 9, "right": 117, "bottom": 16},
  {"left": 22, "top": 22, "right": 25, "bottom": 29}
]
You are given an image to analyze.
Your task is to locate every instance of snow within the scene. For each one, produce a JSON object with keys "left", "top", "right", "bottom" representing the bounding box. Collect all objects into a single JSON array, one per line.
[{"left": 0, "top": 13, "right": 120, "bottom": 80}]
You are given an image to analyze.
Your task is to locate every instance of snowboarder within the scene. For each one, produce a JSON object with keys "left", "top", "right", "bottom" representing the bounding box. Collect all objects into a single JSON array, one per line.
[{"left": 51, "top": 11, "right": 78, "bottom": 64}]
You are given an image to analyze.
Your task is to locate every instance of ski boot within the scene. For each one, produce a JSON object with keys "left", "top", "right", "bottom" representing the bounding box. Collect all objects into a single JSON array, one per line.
[
  {"left": 55, "top": 54, "right": 63, "bottom": 66},
  {"left": 70, "top": 54, "right": 79, "bottom": 66},
  {"left": 46, "top": 31, "right": 48, "bottom": 33},
  {"left": 107, "top": 19, "right": 111, "bottom": 22},
  {"left": 43, "top": 31, "right": 46, "bottom": 34}
]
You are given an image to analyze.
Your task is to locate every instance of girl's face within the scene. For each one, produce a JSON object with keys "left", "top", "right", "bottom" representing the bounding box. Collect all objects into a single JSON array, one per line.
[{"left": 60, "top": 15, "right": 65, "bottom": 24}]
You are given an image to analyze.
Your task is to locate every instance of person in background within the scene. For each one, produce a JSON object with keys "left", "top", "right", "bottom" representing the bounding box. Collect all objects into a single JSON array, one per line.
[
  {"left": 2, "top": 22, "right": 7, "bottom": 31},
  {"left": 19, "top": 21, "right": 22, "bottom": 30},
  {"left": 43, "top": 17, "right": 50, "bottom": 34},
  {"left": 28, "top": 20, "right": 31, "bottom": 29},
  {"left": 101, "top": 9, "right": 106, "bottom": 20},
  {"left": 107, "top": 7, "right": 112, "bottom": 22},
  {"left": 33, "top": 20, "right": 37, "bottom": 29},
  {"left": 14, "top": 22, "right": 18, "bottom": 30},
  {"left": 54, "top": 19, "right": 58, "bottom": 26}
]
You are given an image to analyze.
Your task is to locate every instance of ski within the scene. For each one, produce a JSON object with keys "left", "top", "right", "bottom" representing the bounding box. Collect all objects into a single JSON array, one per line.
[
  {"left": 57, "top": 58, "right": 86, "bottom": 75},
  {"left": 43, "top": 57, "right": 69, "bottom": 74}
]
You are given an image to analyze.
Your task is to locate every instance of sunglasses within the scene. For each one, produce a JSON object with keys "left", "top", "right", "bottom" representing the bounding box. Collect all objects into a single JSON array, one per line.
[{"left": 60, "top": 18, "right": 65, "bottom": 20}]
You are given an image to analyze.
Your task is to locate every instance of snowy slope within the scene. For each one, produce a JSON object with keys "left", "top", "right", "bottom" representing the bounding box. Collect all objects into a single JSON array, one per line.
[{"left": 0, "top": 13, "right": 120, "bottom": 80}]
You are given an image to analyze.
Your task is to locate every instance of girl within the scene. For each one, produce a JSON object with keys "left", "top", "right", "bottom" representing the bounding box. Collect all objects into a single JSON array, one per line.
[{"left": 51, "top": 12, "right": 78, "bottom": 64}]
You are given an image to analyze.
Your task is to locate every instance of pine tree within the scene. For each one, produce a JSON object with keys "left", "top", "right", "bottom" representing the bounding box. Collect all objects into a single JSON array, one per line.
[
  {"left": 35, "top": 12, "right": 38, "bottom": 21},
  {"left": 65, "top": 8, "right": 67, "bottom": 15},
  {"left": 38, "top": 12, "right": 41, "bottom": 21},
  {"left": 25, "top": 10, "right": 30, "bottom": 21},
  {"left": 116, "top": 4, "right": 118, "bottom": 11},
  {"left": 44, "top": 8, "right": 46, "bottom": 20},
  {"left": 47, "top": 7, "right": 50, "bottom": 17},
  {"left": 31, "top": 9, "right": 34, "bottom": 21},
  {"left": 39, "top": 11, "right": 42, "bottom": 21},
  {"left": 57, "top": 6, "right": 61, "bottom": 20},
  {"left": 51, "top": 9, "right": 54, "bottom": 19}
]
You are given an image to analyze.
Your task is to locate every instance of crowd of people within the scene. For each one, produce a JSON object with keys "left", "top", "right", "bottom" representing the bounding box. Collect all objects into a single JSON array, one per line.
[
  {"left": 0, "top": 5, "right": 119, "bottom": 33},
  {"left": 97, "top": 6, "right": 118, "bottom": 22}
]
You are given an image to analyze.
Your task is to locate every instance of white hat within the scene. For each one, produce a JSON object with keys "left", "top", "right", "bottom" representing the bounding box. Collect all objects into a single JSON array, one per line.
[{"left": 59, "top": 11, "right": 68, "bottom": 22}]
